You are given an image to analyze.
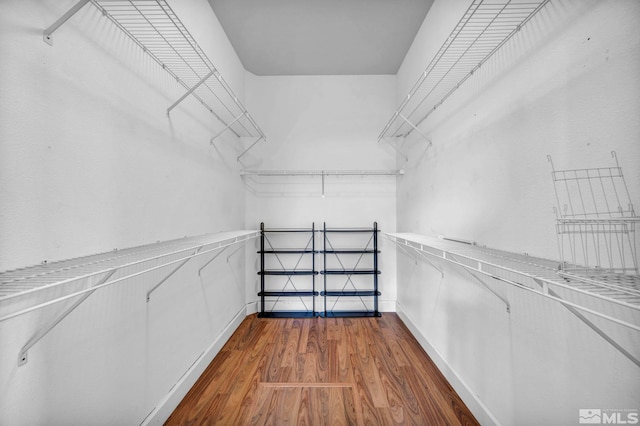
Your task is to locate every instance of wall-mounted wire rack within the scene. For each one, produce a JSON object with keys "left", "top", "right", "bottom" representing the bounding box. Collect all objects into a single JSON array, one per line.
[
  {"left": 378, "top": 0, "right": 550, "bottom": 158},
  {"left": 0, "top": 230, "right": 259, "bottom": 366},
  {"left": 549, "top": 151, "right": 639, "bottom": 276},
  {"left": 43, "top": 0, "right": 266, "bottom": 160},
  {"left": 241, "top": 169, "right": 404, "bottom": 197},
  {"left": 387, "top": 232, "right": 640, "bottom": 367}
]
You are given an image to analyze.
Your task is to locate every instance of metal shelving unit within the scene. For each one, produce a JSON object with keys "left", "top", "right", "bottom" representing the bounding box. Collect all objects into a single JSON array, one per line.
[
  {"left": 0, "top": 230, "right": 260, "bottom": 366},
  {"left": 43, "top": 0, "right": 266, "bottom": 160},
  {"left": 321, "top": 223, "right": 381, "bottom": 317},
  {"left": 257, "top": 223, "right": 318, "bottom": 318},
  {"left": 378, "top": 0, "right": 550, "bottom": 158},
  {"left": 387, "top": 232, "right": 640, "bottom": 367}
]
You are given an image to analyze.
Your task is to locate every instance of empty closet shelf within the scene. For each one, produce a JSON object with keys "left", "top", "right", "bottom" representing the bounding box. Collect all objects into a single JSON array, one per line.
[
  {"left": 0, "top": 230, "right": 260, "bottom": 322},
  {"left": 321, "top": 269, "right": 381, "bottom": 275},
  {"left": 321, "top": 290, "right": 381, "bottom": 297},
  {"left": 258, "top": 291, "right": 318, "bottom": 297},
  {"left": 387, "top": 232, "right": 640, "bottom": 332},
  {"left": 258, "top": 270, "right": 318, "bottom": 276}
]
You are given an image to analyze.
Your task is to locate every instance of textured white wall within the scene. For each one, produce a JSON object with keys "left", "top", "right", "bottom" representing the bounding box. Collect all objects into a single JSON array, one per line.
[
  {"left": 0, "top": 0, "right": 250, "bottom": 424},
  {"left": 243, "top": 74, "right": 398, "bottom": 312},
  {"left": 395, "top": 0, "right": 640, "bottom": 425},
  {"left": 0, "top": 0, "right": 247, "bottom": 271}
]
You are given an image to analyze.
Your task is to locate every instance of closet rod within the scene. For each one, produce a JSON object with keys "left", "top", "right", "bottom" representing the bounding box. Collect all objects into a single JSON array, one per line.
[{"left": 241, "top": 170, "right": 405, "bottom": 177}]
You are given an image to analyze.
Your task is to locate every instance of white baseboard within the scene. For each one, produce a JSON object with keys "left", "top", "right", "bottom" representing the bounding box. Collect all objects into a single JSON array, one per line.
[
  {"left": 246, "top": 301, "right": 258, "bottom": 315},
  {"left": 141, "top": 306, "right": 248, "bottom": 425},
  {"left": 244, "top": 300, "right": 395, "bottom": 315},
  {"left": 395, "top": 303, "right": 501, "bottom": 426}
]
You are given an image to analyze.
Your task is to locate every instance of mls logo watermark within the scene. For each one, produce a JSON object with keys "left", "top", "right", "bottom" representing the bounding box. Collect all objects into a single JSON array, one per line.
[{"left": 579, "top": 409, "right": 639, "bottom": 424}]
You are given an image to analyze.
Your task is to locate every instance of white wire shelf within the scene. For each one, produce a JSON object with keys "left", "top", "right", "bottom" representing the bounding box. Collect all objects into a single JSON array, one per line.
[
  {"left": 387, "top": 233, "right": 640, "bottom": 331},
  {"left": 549, "top": 152, "right": 639, "bottom": 275},
  {"left": 0, "top": 230, "right": 259, "bottom": 323},
  {"left": 378, "top": 0, "right": 549, "bottom": 148},
  {"left": 44, "top": 0, "right": 266, "bottom": 158}
]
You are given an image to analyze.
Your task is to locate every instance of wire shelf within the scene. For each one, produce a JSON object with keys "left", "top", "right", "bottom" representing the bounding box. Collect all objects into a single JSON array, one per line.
[
  {"left": 379, "top": 0, "right": 549, "bottom": 143},
  {"left": 387, "top": 233, "right": 640, "bottom": 332},
  {"left": 45, "top": 0, "right": 265, "bottom": 150},
  {"left": 0, "top": 230, "right": 259, "bottom": 323}
]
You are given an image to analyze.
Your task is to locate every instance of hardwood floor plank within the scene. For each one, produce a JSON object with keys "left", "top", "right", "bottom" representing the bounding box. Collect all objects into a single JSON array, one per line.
[{"left": 166, "top": 314, "right": 479, "bottom": 426}]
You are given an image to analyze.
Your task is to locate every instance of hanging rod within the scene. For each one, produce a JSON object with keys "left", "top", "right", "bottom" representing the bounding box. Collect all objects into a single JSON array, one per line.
[
  {"left": 378, "top": 0, "right": 550, "bottom": 146},
  {"left": 240, "top": 170, "right": 405, "bottom": 177},
  {"left": 43, "top": 0, "right": 266, "bottom": 154}
]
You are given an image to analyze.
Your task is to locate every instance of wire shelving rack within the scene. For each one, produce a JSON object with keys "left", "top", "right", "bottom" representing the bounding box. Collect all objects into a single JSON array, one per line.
[
  {"left": 378, "top": 0, "right": 550, "bottom": 156},
  {"left": 0, "top": 230, "right": 259, "bottom": 366},
  {"left": 549, "top": 151, "right": 639, "bottom": 276},
  {"left": 43, "top": 0, "right": 266, "bottom": 160},
  {"left": 387, "top": 232, "right": 640, "bottom": 366}
]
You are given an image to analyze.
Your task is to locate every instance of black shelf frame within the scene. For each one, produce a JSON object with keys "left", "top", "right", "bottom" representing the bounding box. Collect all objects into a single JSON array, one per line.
[
  {"left": 258, "top": 222, "right": 318, "bottom": 318},
  {"left": 321, "top": 222, "right": 381, "bottom": 317}
]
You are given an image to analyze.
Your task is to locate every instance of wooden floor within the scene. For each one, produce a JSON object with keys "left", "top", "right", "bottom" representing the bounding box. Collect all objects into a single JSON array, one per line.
[{"left": 167, "top": 313, "right": 479, "bottom": 425}]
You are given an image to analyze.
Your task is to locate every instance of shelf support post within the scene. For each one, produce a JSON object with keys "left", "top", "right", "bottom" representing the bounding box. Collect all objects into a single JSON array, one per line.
[
  {"left": 18, "top": 268, "right": 118, "bottom": 366},
  {"left": 43, "top": 0, "right": 91, "bottom": 46},
  {"left": 167, "top": 70, "right": 214, "bottom": 116}
]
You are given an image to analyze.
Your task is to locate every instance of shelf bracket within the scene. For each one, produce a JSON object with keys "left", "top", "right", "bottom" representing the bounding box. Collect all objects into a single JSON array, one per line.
[
  {"left": 414, "top": 249, "right": 445, "bottom": 278},
  {"left": 226, "top": 239, "right": 251, "bottom": 263},
  {"left": 43, "top": 0, "right": 91, "bottom": 46},
  {"left": 208, "top": 112, "right": 247, "bottom": 145},
  {"left": 147, "top": 246, "right": 204, "bottom": 301},
  {"left": 395, "top": 242, "right": 419, "bottom": 265},
  {"left": 18, "top": 268, "right": 118, "bottom": 366},
  {"left": 532, "top": 279, "right": 640, "bottom": 368},
  {"left": 167, "top": 70, "right": 215, "bottom": 116},
  {"left": 198, "top": 245, "right": 229, "bottom": 275},
  {"left": 237, "top": 135, "right": 264, "bottom": 162},
  {"left": 398, "top": 114, "right": 432, "bottom": 146},
  {"left": 447, "top": 253, "right": 510, "bottom": 312}
]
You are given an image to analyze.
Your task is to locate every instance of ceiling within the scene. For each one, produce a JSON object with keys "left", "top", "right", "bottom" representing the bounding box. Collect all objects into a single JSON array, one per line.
[{"left": 207, "top": 0, "right": 434, "bottom": 76}]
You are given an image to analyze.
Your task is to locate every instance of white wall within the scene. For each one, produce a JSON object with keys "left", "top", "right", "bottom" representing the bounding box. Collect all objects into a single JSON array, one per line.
[
  {"left": 243, "top": 74, "right": 398, "bottom": 313},
  {"left": 395, "top": 0, "right": 640, "bottom": 425},
  {"left": 0, "top": 0, "right": 251, "bottom": 424}
]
